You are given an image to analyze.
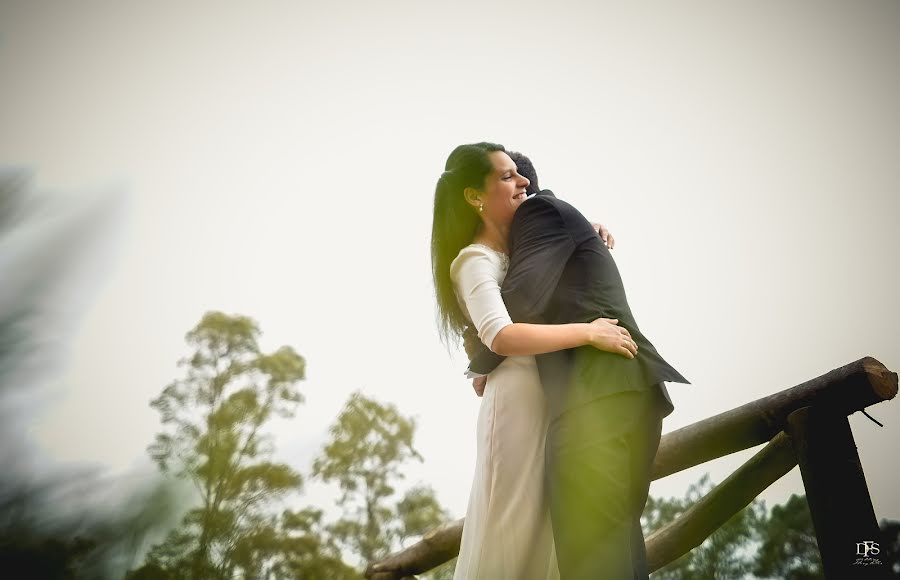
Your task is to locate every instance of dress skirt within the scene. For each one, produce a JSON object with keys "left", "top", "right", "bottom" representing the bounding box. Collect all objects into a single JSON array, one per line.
[{"left": 454, "top": 355, "right": 559, "bottom": 580}]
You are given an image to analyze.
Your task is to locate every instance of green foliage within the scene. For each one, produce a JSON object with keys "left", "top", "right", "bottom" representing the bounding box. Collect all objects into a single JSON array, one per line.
[
  {"left": 139, "top": 315, "right": 456, "bottom": 578},
  {"left": 0, "top": 533, "right": 95, "bottom": 580},
  {"left": 272, "top": 508, "right": 362, "bottom": 580},
  {"left": 753, "top": 494, "right": 822, "bottom": 579},
  {"left": 397, "top": 484, "right": 450, "bottom": 543},
  {"left": 1, "top": 171, "right": 185, "bottom": 578},
  {"left": 641, "top": 480, "right": 900, "bottom": 579},
  {"left": 144, "top": 311, "right": 307, "bottom": 579},
  {"left": 880, "top": 519, "right": 900, "bottom": 577},
  {"left": 313, "top": 392, "right": 435, "bottom": 565},
  {"left": 132, "top": 508, "right": 362, "bottom": 580},
  {"left": 645, "top": 475, "right": 767, "bottom": 580},
  {"left": 125, "top": 562, "right": 172, "bottom": 579}
]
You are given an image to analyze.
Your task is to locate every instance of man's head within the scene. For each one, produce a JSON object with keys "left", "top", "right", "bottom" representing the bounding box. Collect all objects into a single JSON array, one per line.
[{"left": 507, "top": 151, "right": 540, "bottom": 195}]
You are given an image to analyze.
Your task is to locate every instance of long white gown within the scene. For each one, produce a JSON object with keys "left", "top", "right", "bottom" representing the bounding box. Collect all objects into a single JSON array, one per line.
[{"left": 450, "top": 243, "right": 559, "bottom": 580}]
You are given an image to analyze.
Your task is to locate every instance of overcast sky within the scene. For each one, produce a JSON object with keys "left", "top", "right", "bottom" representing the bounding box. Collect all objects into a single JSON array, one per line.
[{"left": 2, "top": 0, "right": 898, "bottom": 527}]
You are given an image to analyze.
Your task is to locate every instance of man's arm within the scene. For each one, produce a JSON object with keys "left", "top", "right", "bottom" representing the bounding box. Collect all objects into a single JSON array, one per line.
[
  {"left": 466, "top": 193, "right": 609, "bottom": 377},
  {"left": 465, "top": 193, "right": 565, "bottom": 375},
  {"left": 465, "top": 324, "right": 506, "bottom": 376},
  {"left": 468, "top": 195, "right": 577, "bottom": 375},
  {"left": 541, "top": 189, "right": 614, "bottom": 249},
  {"left": 501, "top": 196, "right": 575, "bottom": 323}
]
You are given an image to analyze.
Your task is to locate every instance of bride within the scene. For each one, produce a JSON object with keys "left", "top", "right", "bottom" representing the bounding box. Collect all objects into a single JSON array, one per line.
[{"left": 431, "top": 142, "right": 637, "bottom": 579}]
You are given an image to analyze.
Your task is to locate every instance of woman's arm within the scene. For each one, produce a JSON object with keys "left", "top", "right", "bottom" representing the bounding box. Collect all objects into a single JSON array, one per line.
[
  {"left": 450, "top": 247, "right": 636, "bottom": 360},
  {"left": 490, "top": 321, "right": 590, "bottom": 356},
  {"left": 491, "top": 318, "right": 636, "bottom": 358}
]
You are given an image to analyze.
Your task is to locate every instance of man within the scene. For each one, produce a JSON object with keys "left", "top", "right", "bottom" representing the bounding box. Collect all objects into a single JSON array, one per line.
[{"left": 465, "top": 152, "right": 688, "bottom": 579}]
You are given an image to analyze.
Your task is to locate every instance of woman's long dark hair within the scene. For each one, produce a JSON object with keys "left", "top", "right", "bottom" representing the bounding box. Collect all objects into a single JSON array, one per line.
[{"left": 431, "top": 142, "right": 506, "bottom": 348}]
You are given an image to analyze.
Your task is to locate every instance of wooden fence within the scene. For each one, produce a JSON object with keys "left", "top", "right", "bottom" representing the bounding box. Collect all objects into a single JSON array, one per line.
[{"left": 365, "top": 357, "right": 897, "bottom": 579}]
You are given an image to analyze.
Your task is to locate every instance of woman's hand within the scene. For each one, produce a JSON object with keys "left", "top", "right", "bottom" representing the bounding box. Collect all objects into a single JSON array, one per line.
[
  {"left": 591, "top": 223, "right": 615, "bottom": 249},
  {"left": 586, "top": 318, "right": 637, "bottom": 358}
]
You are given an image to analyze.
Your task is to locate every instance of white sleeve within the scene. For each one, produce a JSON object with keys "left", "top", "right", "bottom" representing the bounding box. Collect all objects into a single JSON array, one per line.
[{"left": 450, "top": 248, "right": 513, "bottom": 351}]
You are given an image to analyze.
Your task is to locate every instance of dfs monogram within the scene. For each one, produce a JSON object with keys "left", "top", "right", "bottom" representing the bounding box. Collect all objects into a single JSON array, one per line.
[{"left": 856, "top": 541, "right": 880, "bottom": 557}]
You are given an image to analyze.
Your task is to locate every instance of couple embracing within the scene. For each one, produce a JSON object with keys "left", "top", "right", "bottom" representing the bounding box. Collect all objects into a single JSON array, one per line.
[{"left": 431, "top": 143, "right": 688, "bottom": 579}]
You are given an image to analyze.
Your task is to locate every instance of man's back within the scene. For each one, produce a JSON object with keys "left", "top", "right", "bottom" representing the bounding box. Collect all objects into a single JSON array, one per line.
[{"left": 501, "top": 193, "right": 687, "bottom": 419}]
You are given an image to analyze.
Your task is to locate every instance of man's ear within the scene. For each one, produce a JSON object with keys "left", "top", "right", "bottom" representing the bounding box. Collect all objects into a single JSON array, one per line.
[{"left": 463, "top": 187, "right": 482, "bottom": 210}]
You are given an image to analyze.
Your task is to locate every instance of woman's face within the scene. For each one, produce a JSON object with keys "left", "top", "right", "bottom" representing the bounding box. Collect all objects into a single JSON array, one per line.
[{"left": 476, "top": 151, "right": 530, "bottom": 227}]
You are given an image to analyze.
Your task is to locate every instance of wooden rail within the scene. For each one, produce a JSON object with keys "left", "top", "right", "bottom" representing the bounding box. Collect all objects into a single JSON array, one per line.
[{"left": 365, "top": 357, "right": 897, "bottom": 579}]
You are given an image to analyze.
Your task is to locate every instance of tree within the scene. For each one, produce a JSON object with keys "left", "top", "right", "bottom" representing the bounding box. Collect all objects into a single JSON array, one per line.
[
  {"left": 396, "top": 484, "right": 454, "bottom": 580},
  {"left": 753, "top": 494, "right": 823, "bottom": 580},
  {"left": 396, "top": 484, "right": 449, "bottom": 545},
  {"left": 313, "top": 392, "right": 425, "bottom": 565},
  {"left": 644, "top": 474, "right": 767, "bottom": 580},
  {"left": 145, "top": 311, "right": 307, "bottom": 579},
  {"left": 272, "top": 507, "right": 361, "bottom": 579},
  {"left": 224, "top": 507, "right": 360, "bottom": 580}
]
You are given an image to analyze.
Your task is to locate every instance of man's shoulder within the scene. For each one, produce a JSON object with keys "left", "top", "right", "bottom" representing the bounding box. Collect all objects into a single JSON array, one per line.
[
  {"left": 516, "top": 190, "right": 581, "bottom": 220},
  {"left": 516, "top": 190, "right": 562, "bottom": 216}
]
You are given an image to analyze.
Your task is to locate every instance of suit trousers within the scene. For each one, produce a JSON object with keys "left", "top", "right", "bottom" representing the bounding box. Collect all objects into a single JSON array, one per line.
[{"left": 545, "top": 387, "right": 665, "bottom": 580}]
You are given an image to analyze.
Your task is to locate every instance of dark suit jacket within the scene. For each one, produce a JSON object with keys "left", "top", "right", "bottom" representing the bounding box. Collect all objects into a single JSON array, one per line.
[{"left": 468, "top": 190, "right": 688, "bottom": 420}]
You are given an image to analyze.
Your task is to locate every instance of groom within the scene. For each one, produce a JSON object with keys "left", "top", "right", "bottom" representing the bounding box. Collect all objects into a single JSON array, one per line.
[{"left": 465, "top": 151, "right": 688, "bottom": 579}]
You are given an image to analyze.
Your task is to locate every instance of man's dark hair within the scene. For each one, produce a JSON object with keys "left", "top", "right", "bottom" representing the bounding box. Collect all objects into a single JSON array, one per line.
[{"left": 507, "top": 150, "right": 540, "bottom": 195}]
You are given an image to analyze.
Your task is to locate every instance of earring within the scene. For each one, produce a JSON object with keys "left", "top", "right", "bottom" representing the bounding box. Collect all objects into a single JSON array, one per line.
[{"left": 478, "top": 203, "right": 484, "bottom": 212}]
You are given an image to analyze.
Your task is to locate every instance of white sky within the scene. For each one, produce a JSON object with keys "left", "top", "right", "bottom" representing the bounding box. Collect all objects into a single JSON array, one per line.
[{"left": 2, "top": 0, "right": 898, "bottom": 528}]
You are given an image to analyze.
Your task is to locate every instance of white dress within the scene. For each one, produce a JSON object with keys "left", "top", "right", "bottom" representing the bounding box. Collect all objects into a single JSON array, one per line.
[{"left": 450, "top": 244, "right": 559, "bottom": 580}]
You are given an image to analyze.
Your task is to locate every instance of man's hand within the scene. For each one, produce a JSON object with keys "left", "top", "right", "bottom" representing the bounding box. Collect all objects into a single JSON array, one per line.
[
  {"left": 462, "top": 324, "right": 482, "bottom": 361},
  {"left": 463, "top": 325, "right": 488, "bottom": 396},
  {"left": 472, "top": 376, "right": 487, "bottom": 397},
  {"left": 591, "top": 223, "right": 615, "bottom": 249}
]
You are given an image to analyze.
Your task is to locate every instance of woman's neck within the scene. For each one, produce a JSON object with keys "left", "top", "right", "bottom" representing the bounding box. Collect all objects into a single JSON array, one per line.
[{"left": 474, "top": 220, "right": 510, "bottom": 255}]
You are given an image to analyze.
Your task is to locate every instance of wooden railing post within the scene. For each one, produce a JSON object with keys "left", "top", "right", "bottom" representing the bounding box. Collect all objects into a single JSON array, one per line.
[{"left": 786, "top": 406, "right": 889, "bottom": 579}]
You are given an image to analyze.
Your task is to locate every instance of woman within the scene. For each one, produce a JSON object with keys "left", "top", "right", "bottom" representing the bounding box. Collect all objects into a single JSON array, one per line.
[{"left": 431, "top": 142, "right": 638, "bottom": 579}]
